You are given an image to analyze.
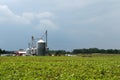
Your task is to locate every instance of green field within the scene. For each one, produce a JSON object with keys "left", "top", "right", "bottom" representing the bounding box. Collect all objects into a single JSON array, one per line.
[{"left": 0, "top": 55, "right": 120, "bottom": 80}]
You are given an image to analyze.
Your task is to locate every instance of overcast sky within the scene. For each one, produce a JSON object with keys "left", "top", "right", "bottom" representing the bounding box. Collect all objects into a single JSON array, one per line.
[{"left": 0, "top": 0, "right": 120, "bottom": 51}]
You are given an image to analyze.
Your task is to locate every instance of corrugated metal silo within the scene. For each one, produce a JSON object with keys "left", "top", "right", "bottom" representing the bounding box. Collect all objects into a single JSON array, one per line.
[{"left": 37, "top": 39, "right": 46, "bottom": 56}]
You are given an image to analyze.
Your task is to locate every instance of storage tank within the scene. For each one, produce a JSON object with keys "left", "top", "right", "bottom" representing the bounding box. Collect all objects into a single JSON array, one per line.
[
  {"left": 26, "top": 48, "right": 31, "bottom": 55},
  {"left": 37, "top": 39, "right": 46, "bottom": 56}
]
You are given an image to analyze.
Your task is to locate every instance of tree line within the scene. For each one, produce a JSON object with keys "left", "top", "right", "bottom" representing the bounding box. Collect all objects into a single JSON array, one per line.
[
  {"left": 73, "top": 48, "right": 120, "bottom": 54},
  {"left": 0, "top": 48, "right": 14, "bottom": 55},
  {"left": 0, "top": 49, "right": 6, "bottom": 54},
  {"left": 49, "top": 48, "right": 120, "bottom": 55}
]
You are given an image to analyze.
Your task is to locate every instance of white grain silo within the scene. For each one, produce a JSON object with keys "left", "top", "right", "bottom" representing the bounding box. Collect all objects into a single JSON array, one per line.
[{"left": 37, "top": 39, "right": 46, "bottom": 56}]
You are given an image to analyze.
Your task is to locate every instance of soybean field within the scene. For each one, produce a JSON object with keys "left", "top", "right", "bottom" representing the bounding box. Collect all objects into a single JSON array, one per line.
[{"left": 0, "top": 55, "right": 120, "bottom": 80}]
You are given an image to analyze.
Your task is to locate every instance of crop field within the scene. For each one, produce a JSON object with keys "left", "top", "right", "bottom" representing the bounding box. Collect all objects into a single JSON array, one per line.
[{"left": 0, "top": 55, "right": 120, "bottom": 80}]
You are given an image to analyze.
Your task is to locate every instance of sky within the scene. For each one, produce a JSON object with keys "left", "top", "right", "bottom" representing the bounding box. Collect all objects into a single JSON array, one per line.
[{"left": 0, "top": 0, "right": 120, "bottom": 51}]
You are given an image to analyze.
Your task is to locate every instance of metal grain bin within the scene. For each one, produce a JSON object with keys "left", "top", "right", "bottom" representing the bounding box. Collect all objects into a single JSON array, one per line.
[{"left": 37, "top": 39, "right": 46, "bottom": 56}]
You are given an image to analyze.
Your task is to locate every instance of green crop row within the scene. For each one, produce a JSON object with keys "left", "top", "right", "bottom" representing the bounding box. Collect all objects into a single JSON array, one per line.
[{"left": 0, "top": 56, "right": 120, "bottom": 80}]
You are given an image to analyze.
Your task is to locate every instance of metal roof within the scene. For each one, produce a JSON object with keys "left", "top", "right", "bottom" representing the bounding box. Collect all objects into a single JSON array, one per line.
[{"left": 37, "top": 39, "right": 45, "bottom": 43}]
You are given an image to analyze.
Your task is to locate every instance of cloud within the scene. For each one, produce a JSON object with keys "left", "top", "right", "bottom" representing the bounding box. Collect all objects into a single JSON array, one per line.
[
  {"left": 0, "top": 0, "right": 102, "bottom": 13},
  {"left": 0, "top": 5, "right": 13, "bottom": 16},
  {"left": 39, "top": 19, "right": 59, "bottom": 30},
  {"left": 22, "top": 13, "right": 35, "bottom": 21},
  {"left": 53, "top": 0, "right": 100, "bottom": 10},
  {"left": 22, "top": 12, "right": 53, "bottom": 20},
  {"left": 22, "top": 12, "right": 58, "bottom": 30},
  {"left": 0, "top": 4, "right": 58, "bottom": 30},
  {"left": 37, "top": 12, "right": 54, "bottom": 19},
  {"left": 0, "top": 5, "right": 14, "bottom": 22},
  {"left": 0, "top": 4, "right": 30, "bottom": 24}
]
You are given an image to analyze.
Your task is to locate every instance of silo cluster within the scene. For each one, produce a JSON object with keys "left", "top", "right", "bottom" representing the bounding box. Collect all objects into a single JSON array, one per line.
[{"left": 26, "top": 30, "right": 48, "bottom": 56}]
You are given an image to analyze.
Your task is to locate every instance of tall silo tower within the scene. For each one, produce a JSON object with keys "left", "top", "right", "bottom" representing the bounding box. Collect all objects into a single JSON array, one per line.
[{"left": 37, "top": 39, "right": 46, "bottom": 56}]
